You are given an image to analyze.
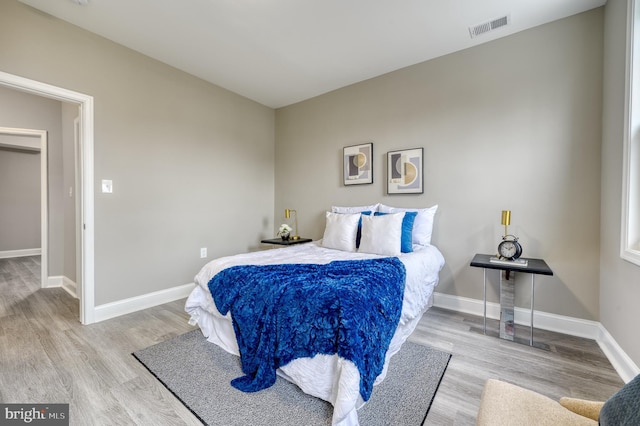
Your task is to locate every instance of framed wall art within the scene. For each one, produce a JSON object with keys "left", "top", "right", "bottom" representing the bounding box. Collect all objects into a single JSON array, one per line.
[
  {"left": 343, "top": 142, "right": 373, "bottom": 185},
  {"left": 387, "top": 148, "right": 424, "bottom": 194}
]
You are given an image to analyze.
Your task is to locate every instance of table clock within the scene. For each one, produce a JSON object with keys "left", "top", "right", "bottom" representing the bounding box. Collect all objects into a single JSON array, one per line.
[{"left": 490, "top": 210, "right": 527, "bottom": 267}]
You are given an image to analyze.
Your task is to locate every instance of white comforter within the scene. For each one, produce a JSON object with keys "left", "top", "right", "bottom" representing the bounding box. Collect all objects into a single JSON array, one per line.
[{"left": 185, "top": 241, "right": 444, "bottom": 426}]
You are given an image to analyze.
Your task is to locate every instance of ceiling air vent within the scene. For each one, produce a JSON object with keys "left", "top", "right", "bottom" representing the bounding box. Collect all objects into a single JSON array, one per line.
[{"left": 469, "top": 15, "right": 510, "bottom": 39}]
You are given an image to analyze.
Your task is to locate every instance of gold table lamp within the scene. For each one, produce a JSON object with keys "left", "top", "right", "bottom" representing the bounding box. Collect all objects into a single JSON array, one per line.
[
  {"left": 501, "top": 210, "right": 511, "bottom": 237},
  {"left": 284, "top": 208, "right": 299, "bottom": 240}
]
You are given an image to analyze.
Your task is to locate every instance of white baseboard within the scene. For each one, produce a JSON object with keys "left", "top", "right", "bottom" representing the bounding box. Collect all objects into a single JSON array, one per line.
[
  {"left": 596, "top": 324, "right": 640, "bottom": 383},
  {"left": 433, "top": 292, "right": 640, "bottom": 382},
  {"left": 432, "top": 292, "right": 600, "bottom": 338},
  {"left": 94, "top": 283, "right": 195, "bottom": 323},
  {"left": 45, "top": 275, "right": 78, "bottom": 298},
  {"left": 45, "top": 275, "right": 63, "bottom": 289},
  {"left": 61, "top": 277, "right": 77, "bottom": 298},
  {"left": 0, "top": 248, "right": 41, "bottom": 259}
]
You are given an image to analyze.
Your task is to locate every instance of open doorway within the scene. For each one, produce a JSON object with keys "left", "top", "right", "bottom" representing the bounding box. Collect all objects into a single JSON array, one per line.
[
  {"left": 0, "top": 128, "right": 48, "bottom": 288},
  {"left": 0, "top": 70, "right": 95, "bottom": 324}
]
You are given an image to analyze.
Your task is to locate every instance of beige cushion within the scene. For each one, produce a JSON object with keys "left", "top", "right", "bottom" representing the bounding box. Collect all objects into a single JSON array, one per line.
[
  {"left": 476, "top": 379, "right": 597, "bottom": 426},
  {"left": 559, "top": 397, "right": 604, "bottom": 421}
]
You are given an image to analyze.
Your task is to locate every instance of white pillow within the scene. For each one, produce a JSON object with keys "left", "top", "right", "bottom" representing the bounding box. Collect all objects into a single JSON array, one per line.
[
  {"left": 331, "top": 203, "right": 380, "bottom": 214},
  {"left": 358, "top": 213, "right": 404, "bottom": 256},
  {"left": 378, "top": 204, "right": 438, "bottom": 246},
  {"left": 321, "top": 212, "right": 360, "bottom": 252}
]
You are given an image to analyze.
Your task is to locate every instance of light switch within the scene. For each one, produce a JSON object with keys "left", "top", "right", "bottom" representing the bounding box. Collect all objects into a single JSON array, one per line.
[{"left": 102, "top": 179, "right": 113, "bottom": 193}]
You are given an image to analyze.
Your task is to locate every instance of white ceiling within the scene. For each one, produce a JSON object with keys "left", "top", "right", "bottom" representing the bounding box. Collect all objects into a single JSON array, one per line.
[{"left": 19, "top": 0, "right": 606, "bottom": 108}]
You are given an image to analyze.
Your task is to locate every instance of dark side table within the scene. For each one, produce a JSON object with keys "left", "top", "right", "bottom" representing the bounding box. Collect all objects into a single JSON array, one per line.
[
  {"left": 470, "top": 253, "right": 553, "bottom": 346},
  {"left": 261, "top": 237, "right": 312, "bottom": 246}
]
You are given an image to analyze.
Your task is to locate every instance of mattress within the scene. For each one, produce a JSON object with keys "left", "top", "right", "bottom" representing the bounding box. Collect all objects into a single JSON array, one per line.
[{"left": 185, "top": 241, "right": 444, "bottom": 426}]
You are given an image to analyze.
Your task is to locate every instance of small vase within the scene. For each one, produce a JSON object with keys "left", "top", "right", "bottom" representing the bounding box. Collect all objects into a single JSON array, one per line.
[{"left": 281, "top": 234, "right": 290, "bottom": 241}]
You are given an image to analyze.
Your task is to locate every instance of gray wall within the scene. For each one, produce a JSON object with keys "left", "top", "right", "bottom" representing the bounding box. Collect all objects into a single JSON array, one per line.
[
  {"left": 0, "top": 1, "right": 275, "bottom": 305},
  {"left": 276, "top": 10, "right": 604, "bottom": 321},
  {"left": 600, "top": 0, "right": 640, "bottom": 369},
  {"left": 0, "top": 137, "right": 41, "bottom": 251}
]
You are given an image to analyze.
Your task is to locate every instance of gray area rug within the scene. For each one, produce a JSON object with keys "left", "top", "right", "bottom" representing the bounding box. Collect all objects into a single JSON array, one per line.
[{"left": 133, "top": 329, "right": 450, "bottom": 426}]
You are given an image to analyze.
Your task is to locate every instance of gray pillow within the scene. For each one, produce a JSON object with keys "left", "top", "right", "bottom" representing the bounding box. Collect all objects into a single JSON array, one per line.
[{"left": 599, "top": 374, "right": 640, "bottom": 425}]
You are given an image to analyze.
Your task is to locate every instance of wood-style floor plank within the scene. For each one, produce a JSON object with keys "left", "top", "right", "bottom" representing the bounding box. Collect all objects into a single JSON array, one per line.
[
  {"left": 417, "top": 307, "right": 624, "bottom": 424},
  {"left": 0, "top": 256, "right": 201, "bottom": 425},
  {"left": 0, "top": 256, "right": 624, "bottom": 425}
]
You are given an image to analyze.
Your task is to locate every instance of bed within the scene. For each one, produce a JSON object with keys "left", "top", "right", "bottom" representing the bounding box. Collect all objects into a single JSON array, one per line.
[{"left": 185, "top": 204, "right": 444, "bottom": 426}]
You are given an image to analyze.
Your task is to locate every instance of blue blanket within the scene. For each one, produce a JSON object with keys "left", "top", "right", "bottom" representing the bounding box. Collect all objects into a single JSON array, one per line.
[{"left": 208, "top": 257, "right": 406, "bottom": 401}]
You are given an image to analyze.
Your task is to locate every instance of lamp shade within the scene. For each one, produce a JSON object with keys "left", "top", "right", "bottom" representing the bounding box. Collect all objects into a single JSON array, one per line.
[{"left": 501, "top": 210, "right": 511, "bottom": 226}]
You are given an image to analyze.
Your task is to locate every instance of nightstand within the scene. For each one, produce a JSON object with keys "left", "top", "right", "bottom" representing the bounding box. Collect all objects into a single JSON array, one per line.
[
  {"left": 470, "top": 253, "right": 553, "bottom": 346},
  {"left": 260, "top": 237, "right": 312, "bottom": 246}
]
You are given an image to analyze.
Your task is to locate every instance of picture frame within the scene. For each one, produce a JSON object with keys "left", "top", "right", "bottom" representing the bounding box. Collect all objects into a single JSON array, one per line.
[
  {"left": 387, "top": 148, "right": 424, "bottom": 194},
  {"left": 343, "top": 142, "right": 373, "bottom": 185}
]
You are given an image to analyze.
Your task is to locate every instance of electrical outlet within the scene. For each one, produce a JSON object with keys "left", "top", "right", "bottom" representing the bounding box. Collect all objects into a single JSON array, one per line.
[{"left": 200, "top": 247, "right": 207, "bottom": 258}]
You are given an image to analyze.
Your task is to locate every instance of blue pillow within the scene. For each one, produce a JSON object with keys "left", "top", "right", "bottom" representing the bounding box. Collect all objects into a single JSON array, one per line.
[
  {"left": 356, "top": 211, "right": 372, "bottom": 248},
  {"left": 374, "top": 211, "right": 417, "bottom": 253}
]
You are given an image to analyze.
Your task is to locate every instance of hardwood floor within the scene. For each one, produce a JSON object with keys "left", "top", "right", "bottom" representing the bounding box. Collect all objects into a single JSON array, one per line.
[
  {"left": 416, "top": 308, "right": 624, "bottom": 424},
  {"left": 0, "top": 256, "right": 201, "bottom": 426},
  {"left": 0, "top": 256, "right": 624, "bottom": 425}
]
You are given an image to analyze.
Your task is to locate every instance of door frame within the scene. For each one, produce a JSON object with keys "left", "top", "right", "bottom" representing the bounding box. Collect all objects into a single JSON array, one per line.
[{"left": 0, "top": 71, "right": 96, "bottom": 325}]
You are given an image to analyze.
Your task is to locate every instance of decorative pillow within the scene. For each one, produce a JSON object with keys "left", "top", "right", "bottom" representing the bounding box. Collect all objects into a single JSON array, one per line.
[
  {"left": 321, "top": 212, "right": 360, "bottom": 252},
  {"left": 331, "top": 203, "right": 380, "bottom": 214},
  {"left": 375, "top": 211, "right": 417, "bottom": 253},
  {"left": 358, "top": 213, "right": 404, "bottom": 256},
  {"left": 599, "top": 374, "right": 640, "bottom": 426},
  {"left": 378, "top": 204, "right": 438, "bottom": 246},
  {"left": 356, "top": 211, "right": 372, "bottom": 248}
]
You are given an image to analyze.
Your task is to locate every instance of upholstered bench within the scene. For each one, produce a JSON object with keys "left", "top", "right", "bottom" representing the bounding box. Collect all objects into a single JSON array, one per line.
[{"left": 476, "top": 374, "right": 640, "bottom": 425}]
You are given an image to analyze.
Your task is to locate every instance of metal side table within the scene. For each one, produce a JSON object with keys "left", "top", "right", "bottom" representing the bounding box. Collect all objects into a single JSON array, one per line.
[{"left": 470, "top": 253, "right": 553, "bottom": 346}]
